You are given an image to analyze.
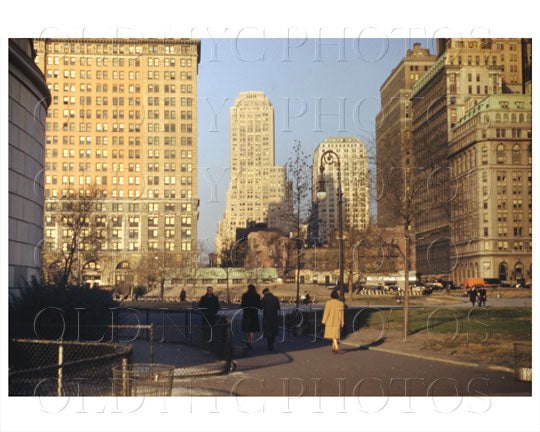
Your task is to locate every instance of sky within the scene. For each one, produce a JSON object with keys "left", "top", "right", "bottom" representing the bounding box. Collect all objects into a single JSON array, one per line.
[{"left": 196, "top": 38, "right": 435, "bottom": 251}]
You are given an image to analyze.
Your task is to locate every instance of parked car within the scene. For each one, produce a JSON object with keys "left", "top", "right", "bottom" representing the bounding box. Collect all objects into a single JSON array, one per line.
[
  {"left": 422, "top": 286, "right": 433, "bottom": 296},
  {"left": 326, "top": 282, "right": 349, "bottom": 293}
]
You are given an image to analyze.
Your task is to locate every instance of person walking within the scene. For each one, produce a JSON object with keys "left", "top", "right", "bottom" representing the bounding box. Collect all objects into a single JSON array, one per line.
[
  {"left": 469, "top": 286, "right": 478, "bottom": 307},
  {"left": 478, "top": 287, "right": 487, "bottom": 307},
  {"left": 199, "top": 286, "right": 220, "bottom": 324},
  {"left": 261, "top": 287, "right": 280, "bottom": 351},
  {"left": 322, "top": 289, "right": 345, "bottom": 354},
  {"left": 241, "top": 284, "right": 261, "bottom": 349},
  {"left": 179, "top": 288, "right": 186, "bottom": 302}
]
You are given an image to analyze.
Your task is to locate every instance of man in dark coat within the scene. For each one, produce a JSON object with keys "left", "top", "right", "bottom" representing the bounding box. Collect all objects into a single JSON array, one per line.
[
  {"left": 469, "top": 287, "right": 478, "bottom": 307},
  {"left": 478, "top": 287, "right": 487, "bottom": 307},
  {"left": 199, "top": 286, "right": 220, "bottom": 331},
  {"left": 261, "top": 287, "right": 280, "bottom": 351}
]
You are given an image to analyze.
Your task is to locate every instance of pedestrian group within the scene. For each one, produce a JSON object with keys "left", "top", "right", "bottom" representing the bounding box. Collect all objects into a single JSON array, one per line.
[{"left": 198, "top": 284, "right": 345, "bottom": 354}]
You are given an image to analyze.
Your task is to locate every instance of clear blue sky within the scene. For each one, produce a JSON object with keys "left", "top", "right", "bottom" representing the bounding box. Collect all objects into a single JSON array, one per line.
[{"left": 196, "top": 38, "right": 435, "bottom": 252}]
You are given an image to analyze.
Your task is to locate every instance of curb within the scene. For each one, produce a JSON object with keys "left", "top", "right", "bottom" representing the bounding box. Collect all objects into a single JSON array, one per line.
[{"left": 340, "top": 340, "right": 514, "bottom": 373}]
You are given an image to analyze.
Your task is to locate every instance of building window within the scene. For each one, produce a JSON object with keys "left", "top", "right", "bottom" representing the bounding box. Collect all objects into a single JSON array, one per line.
[
  {"left": 496, "top": 144, "right": 505, "bottom": 164},
  {"left": 512, "top": 144, "right": 521, "bottom": 164},
  {"left": 481, "top": 146, "right": 488, "bottom": 165}
]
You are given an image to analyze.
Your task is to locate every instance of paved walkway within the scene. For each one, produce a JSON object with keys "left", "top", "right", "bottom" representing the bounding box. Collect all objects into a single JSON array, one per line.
[
  {"left": 114, "top": 304, "right": 531, "bottom": 396},
  {"left": 168, "top": 326, "right": 531, "bottom": 397}
]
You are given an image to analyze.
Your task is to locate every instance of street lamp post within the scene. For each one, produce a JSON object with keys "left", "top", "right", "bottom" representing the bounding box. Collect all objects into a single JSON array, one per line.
[{"left": 317, "top": 150, "right": 345, "bottom": 301}]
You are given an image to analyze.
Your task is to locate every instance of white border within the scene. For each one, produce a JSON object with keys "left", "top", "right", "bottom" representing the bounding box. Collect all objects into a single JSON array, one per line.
[{"left": 1, "top": 1, "right": 539, "bottom": 431}]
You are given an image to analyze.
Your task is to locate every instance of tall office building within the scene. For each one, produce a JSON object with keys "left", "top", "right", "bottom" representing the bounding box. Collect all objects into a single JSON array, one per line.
[
  {"left": 376, "top": 43, "right": 436, "bottom": 228},
  {"left": 411, "top": 38, "right": 527, "bottom": 279},
  {"left": 449, "top": 94, "right": 532, "bottom": 284},
  {"left": 311, "top": 137, "right": 369, "bottom": 243},
  {"left": 34, "top": 38, "right": 201, "bottom": 287},
  {"left": 436, "top": 38, "right": 525, "bottom": 93},
  {"left": 215, "top": 91, "right": 293, "bottom": 256}
]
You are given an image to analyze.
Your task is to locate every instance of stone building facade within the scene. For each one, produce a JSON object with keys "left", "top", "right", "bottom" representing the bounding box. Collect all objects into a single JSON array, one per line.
[
  {"left": 215, "top": 92, "right": 293, "bottom": 257},
  {"left": 34, "top": 38, "right": 201, "bottom": 287},
  {"left": 9, "top": 39, "right": 51, "bottom": 295},
  {"left": 311, "top": 137, "right": 369, "bottom": 243},
  {"left": 448, "top": 94, "right": 532, "bottom": 284},
  {"left": 376, "top": 42, "right": 436, "bottom": 228},
  {"left": 410, "top": 38, "right": 528, "bottom": 279}
]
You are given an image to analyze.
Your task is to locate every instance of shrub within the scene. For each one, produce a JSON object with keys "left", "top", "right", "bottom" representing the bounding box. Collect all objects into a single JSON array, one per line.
[
  {"left": 9, "top": 276, "right": 120, "bottom": 341},
  {"left": 132, "top": 285, "right": 147, "bottom": 299}
]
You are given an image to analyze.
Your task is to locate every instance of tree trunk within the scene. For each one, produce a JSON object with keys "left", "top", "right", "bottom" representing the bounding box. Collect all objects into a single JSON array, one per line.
[
  {"left": 160, "top": 279, "right": 165, "bottom": 300},
  {"left": 226, "top": 271, "right": 231, "bottom": 303},
  {"left": 403, "top": 225, "right": 410, "bottom": 341},
  {"left": 348, "top": 270, "right": 353, "bottom": 302},
  {"left": 295, "top": 248, "right": 300, "bottom": 311}
]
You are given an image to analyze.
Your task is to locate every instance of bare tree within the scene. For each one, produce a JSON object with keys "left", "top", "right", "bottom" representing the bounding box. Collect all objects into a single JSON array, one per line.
[
  {"left": 137, "top": 250, "right": 180, "bottom": 300},
  {"left": 377, "top": 146, "right": 427, "bottom": 340},
  {"left": 218, "top": 239, "right": 234, "bottom": 304},
  {"left": 218, "top": 235, "right": 250, "bottom": 303},
  {"left": 42, "top": 187, "right": 101, "bottom": 287},
  {"left": 286, "top": 140, "right": 312, "bottom": 310}
]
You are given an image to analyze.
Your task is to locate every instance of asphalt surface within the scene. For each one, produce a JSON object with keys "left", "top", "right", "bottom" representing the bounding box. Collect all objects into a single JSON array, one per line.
[
  {"left": 116, "top": 306, "right": 531, "bottom": 397},
  {"left": 174, "top": 309, "right": 532, "bottom": 397},
  {"left": 171, "top": 330, "right": 531, "bottom": 396}
]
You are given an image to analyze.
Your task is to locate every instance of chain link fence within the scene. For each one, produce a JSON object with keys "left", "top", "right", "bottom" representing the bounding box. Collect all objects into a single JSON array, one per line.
[
  {"left": 111, "top": 314, "right": 232, "bottom": 377},
  {"left": 9, "top": 308, "right": 232, "bottom": 396},
  {"left": 10, "top": 310, "right": 232, "bottom": 394},
  {"left": 9, "top": 338, "right": 133, "bottom": 396}
]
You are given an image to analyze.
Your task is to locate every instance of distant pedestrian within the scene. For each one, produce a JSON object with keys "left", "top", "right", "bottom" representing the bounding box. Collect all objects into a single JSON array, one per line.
[
  {"left": 478, "top": 287, "right": 487, "bottom": 307},
  {"left": 302, "top": 291, "right": 311, "bottom": 305},
  {"left": 322, "top": 290, "right": 345, "bottom": 354},
  {"left": 261, "top": 288, "right": 280, "bottom": 351},
  {"left": 469, "top": 287, "right": 478, "bottom": 307},
  {"left": 241, "top": 284, "right": 261, "bottom": 349},
  {"left": 199, "top": 286, "right": 220, "bottom": 325},
  {"left": 180, "top": 288, "right": 186, "bottom": 302}
]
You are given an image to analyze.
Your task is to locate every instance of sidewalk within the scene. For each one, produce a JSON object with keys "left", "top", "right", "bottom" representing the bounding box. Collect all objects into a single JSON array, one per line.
[
  {"left": 121, "top": 339, "right": 229, "bottom": 379},
  {"left": 340, "top": 327, "right": 519, "bottom": 372}
]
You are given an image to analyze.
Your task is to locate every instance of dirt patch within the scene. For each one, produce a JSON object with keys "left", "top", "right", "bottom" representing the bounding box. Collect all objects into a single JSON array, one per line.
[{"left": 343, "top": 327, "right": 530, "bottom": 370}]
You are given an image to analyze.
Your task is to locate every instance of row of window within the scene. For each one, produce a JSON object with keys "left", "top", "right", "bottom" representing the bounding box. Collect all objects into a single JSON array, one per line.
[
  {"left": 42, "top": 40, "right": 191, "bottom": 55},
  {"left": 46, "top": 67, "right": 192, "bottom": 81},
  {"left": 47, "top": 136, "right": 142, "bottom": 146},
  {"left": 49, "top": 109, "right": 143, "bottom": 119},
  {"left": 50, "top": 95, "right": 196, "bottom": 108},
  {"left": 46, "top": 135, "right": 194, "bottom": 147},
  {"left": 46, "top": 239, "right": 193, "bottom": 253},
  {"left": 45, "top": 187, "right": 194, "bottom": 199}
]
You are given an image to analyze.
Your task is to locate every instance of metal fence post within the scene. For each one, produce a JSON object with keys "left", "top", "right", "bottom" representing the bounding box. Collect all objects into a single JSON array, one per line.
[
  {"left": 224, "top": 319, "right": 232, "bottom": 372},
  {"left": 57, "top": 343, "right": 63, "bottom": 397},
  {"left": 121, "top": 356, "right": 129, "bottom": 396},
  {"left": 149, "top": 323, "right": 154, "bottom": 364}
]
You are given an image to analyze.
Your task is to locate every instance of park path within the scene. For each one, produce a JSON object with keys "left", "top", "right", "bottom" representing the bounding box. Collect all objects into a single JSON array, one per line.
[
  {"left": 170, "top": 315, "right": 531, "bottom": 397},
  {"left": 113, "top": 305, "right": 531, "bottom": 396}
]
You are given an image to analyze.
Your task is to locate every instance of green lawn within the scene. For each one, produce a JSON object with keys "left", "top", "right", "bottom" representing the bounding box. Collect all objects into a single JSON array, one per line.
[{"left": 359, "top": 307, "right": 531, "bottom": 337}]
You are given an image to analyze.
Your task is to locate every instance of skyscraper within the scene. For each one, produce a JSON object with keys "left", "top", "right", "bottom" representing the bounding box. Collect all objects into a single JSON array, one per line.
[
  {"left": 411, "top": 38, "right": 527, "bottom": 279},
  {"left": 449, "top": 94, "right": 532, "bottom": 284},
  {"left": 215, "top": 91, "right": 292, "bottom": 256},
  {"left": 312, "top": 137, "right": 369, "bottom": 243},
  {"left": 375, "top": 43, "right": 436, "bottom": 228},
  {"left": 34, "top": 38, "right": 200, "bottom": 288}
]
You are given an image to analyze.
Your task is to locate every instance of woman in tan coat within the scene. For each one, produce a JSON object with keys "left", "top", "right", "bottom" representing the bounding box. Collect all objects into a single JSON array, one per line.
[{"left": 322, "top": 290, "right": 345, "bottom": 353}]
